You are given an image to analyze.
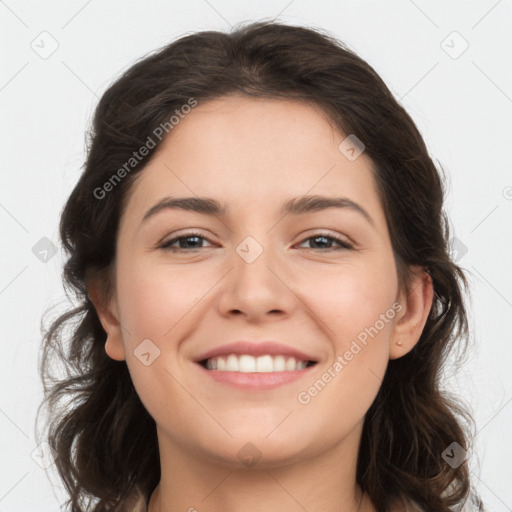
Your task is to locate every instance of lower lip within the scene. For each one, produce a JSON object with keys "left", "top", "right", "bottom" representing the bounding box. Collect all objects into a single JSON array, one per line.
[{"left": 196, "top": 363, "right": 317, "bottom": 390}]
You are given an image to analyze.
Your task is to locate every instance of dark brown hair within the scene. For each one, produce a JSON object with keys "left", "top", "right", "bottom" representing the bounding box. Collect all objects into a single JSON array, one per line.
[{"left": 38, "top": 20, "right": 484, "bottom": 511}]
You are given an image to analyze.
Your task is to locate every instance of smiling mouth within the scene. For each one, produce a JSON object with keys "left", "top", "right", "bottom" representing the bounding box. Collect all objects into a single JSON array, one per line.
[{"left": 199, "top": 354, "right": 317, "bottom": 372}]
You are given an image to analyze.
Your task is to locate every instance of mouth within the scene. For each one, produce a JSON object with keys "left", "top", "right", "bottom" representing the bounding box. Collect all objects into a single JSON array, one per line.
[
  {"left": 198, "top": 354, "right": 318, "bottom": 373},
  {"left": 193, "top": 340, "right": 320, "bottom": 390}
]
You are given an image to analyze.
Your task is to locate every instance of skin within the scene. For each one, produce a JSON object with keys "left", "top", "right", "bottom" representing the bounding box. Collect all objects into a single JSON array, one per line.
[{"left": 89, "top": 95, "right": 433, "bottom": 512}]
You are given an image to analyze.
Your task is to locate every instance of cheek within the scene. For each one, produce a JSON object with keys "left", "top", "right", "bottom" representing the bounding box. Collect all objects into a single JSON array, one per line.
[
  {"left": 299, "top": 256, "right": 398, "bottom": 339},
  {"left": 115, "top": 255, "right": 212, "bottom": 340},
  {"left": 113, "top": 258, "right": 203, "bottom": 424},
  {"left": 295, "top": 288, "right": 395, "bottom": 434},
  {"left": 114, "top": 257, "right": 215, "bottom": 407},
  {"left": 295, "top": 258, "right": 397, "bottom": 416}
]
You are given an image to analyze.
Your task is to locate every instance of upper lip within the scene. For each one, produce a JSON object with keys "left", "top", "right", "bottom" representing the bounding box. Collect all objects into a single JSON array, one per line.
[{"left": 194, "top": 341, "right": 318, "bottom": 363}]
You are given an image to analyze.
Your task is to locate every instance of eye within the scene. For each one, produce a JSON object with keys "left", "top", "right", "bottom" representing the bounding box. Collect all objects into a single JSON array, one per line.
[
  {"left": 159, "top": 231, "right": 353, "bottom": 252},
  {"left": 159, "top": 231, "right": 214, "bottom": 251},
  {"left": 297, "top": 233, "right": 353, "bottom": 251}
]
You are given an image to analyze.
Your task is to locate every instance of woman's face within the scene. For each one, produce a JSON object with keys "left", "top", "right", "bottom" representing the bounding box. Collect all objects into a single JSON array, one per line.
[{"left": 96, "top": 95, "right": 427, "bottom": 468}]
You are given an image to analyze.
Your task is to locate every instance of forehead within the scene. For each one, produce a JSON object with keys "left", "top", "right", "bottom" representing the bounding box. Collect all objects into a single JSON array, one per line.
[
  {"left": 166, "top": 95, "right": 341, "bottom": 156},
  {"left": 120, "top": 95, "right": 386, "bottom": 230}
]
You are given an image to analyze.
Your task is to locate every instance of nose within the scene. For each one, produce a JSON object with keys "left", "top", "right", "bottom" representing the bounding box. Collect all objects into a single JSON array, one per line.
[{"left": 216, "top": 237, "right": 298, "bottom": 323}]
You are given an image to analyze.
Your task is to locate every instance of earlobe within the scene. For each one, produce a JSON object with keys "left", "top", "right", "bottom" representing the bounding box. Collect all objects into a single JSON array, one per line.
[
  {"left": 389, "top": 269, "right": 434, "bottom": 360},
  {"left": 104, "top": 333, "right": 126, "bottom": 361},
  {"left": 86, "top": 277, "right": 126, "bottom": 362}
]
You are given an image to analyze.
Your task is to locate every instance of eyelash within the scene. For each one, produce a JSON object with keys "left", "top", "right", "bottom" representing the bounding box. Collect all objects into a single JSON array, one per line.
[{"left": 159, "top": 231, "right": 353, "bottom": 252}]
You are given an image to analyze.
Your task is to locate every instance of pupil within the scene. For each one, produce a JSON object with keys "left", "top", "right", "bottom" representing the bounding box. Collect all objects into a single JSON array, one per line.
[
  {"left": 313, "top": 236, "right": 329, "bottom": 248},
  {"left": 181, "top": 236, "right": 201, "bottom": 248}
]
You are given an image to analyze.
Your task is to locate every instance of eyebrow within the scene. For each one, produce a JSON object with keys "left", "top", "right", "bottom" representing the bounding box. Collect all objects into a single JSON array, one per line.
[{"left": 141, "top": 194, "right": 375, "bottom": 227}]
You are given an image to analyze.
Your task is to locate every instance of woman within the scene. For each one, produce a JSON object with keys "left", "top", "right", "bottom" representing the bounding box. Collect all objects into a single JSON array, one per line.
[{"left": 39, "top": 20, "right": 485, "bottom": 511}]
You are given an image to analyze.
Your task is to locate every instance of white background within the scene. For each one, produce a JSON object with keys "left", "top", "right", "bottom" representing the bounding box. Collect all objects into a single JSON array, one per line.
[{"left": 0, "top": 0, "right": 511, "bottom": 510}]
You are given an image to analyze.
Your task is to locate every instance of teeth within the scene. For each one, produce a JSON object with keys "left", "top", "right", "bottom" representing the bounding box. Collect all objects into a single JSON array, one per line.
[{"left": 205, "top": 354, "right": 310, "bottom": 372}]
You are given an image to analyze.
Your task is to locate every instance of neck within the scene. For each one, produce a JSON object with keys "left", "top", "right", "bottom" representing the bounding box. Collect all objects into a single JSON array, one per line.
[{"left": 147, "top": 422, "right": 375, "bottom": 512}]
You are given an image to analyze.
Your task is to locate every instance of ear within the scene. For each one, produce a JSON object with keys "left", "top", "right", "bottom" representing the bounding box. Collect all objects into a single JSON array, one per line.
[
  {"left": 86, "top": 273, "right": 126, "bottom": 361},
  {"left": 389, "top": 267, "right": 434, "bottom": 360}
]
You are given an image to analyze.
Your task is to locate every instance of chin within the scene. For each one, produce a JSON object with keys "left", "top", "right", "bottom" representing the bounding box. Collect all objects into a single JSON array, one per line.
[{"left": 204, "top": 432, "right": 316, "bottom": 469}]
